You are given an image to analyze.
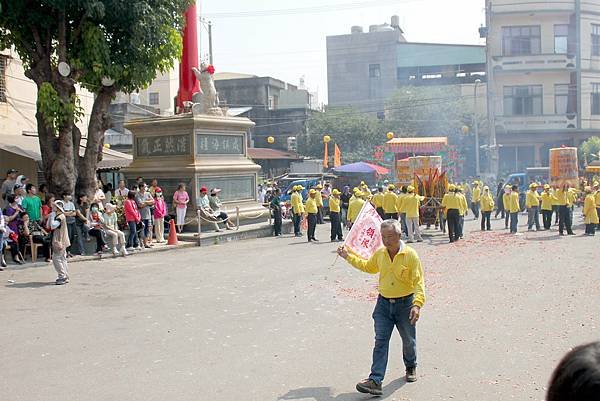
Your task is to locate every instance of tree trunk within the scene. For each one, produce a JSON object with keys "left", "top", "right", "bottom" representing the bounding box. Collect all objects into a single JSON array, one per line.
[{"left": 76, "top": 87, "right": 115, "bottom": 198}]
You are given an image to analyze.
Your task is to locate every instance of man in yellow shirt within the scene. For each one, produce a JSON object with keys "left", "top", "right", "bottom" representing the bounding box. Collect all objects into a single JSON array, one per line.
[
  {"left": 502, "top": 185, "right": 511, "bottom": 229},
  {"left": 441, "top": 184, "right": 461, "bottom": 242},
  {"left": 526, "top": 183, "right": 541, "bottom": 231},
  {"left": 471, "top": 182, "right": 481, "bottom": 220},
  {"left": 540, "top": 184, "right": 553, "bottom": 230},
  {"left": 397, "top": 186, "right": 409, "bottom": 237},
  {"left": 404, "top": 186, "right": 424, "bottom": 243},
  {"left": 479, "top": 185, "right": 495, "bottom": 231},
  {"left": 329, "top": 189, "right": 343, "bottom": 242},
  {"left": 347, "top": 190, "right": 365, "bottom": 229},
  {"left": 305, "top": 189, "right": 319, "bottom": 242},
  {"left": 456, "top": 186, "right": 468, "bottom": 239},
  {"left": 315, "top": 184, "right": 325, "bottom": 224},
  {"left": 382, "top": 184, "right": 398, "bottom": 220},
  {"left": 337, "top": 219, "right": 425, "bottom": 395},
  {"left": 372, "top": 187, "right": 385, "bottom": 219},
  {"left": 508, "top": 185, "right": 521, "bottom": 233},
  {"left": 553, "top": 185, "right": 574, "bottom": 235},
  {"left": 583, "top": 186, "right": 599, "bottom": 235},
  {"left": 290, "top": 185, "right": 305, "bottom": 237}
]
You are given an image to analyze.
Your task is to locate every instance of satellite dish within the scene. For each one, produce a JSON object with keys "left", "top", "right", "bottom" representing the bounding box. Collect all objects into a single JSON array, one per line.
[
  {"left": 101, "top": 76, "right": 115, "bottom": 86},
  {"left": 58, "top": 62, "right": 71, "bottom": 77}
]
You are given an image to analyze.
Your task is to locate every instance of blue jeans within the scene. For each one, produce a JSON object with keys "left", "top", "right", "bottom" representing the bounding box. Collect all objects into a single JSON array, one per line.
[
  {"left": 510, "top": 212, "right": 518, "bottom": 233},
  {"left": 527, "top": 206, "right": 540, "bottom": 230},
  {"left": 369, "top": 294, "right": 417, "bottom": 384},
  {"left": 126, "top": 221, "right": 140, "bottom": 248},
  {"left": 293, "top": 213, "right": 302, "bottom": 235}
]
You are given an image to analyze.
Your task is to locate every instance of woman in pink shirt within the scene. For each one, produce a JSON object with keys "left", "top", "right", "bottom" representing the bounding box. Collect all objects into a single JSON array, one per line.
[
  {"left": 124, "top": 191, "right": 141, "bottom": 250},
  {"left": 153, "top": 187, "right": 167, "bottom": 243},
  {"left": 172, "top": 183, "right": 189, "bottom": 233}
]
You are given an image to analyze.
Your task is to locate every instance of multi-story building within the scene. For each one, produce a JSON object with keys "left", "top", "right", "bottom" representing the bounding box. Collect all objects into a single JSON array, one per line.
[
  {"left": 485, "top": 0, "right": 600, "bottom": 172},
  {"left": 326, "top": 16, "right": 487, "bottom": 116}
]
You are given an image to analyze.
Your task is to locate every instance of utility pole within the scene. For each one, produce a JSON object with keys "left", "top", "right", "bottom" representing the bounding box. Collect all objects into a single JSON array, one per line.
[
  {"left": 208, "top": 20, "right": 214, "bottom": 65},
  {"left": 474, "top": 79, "right": 481, "bottom": 176}
]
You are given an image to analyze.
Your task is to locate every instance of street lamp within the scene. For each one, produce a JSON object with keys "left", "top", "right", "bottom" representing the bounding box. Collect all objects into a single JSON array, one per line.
[{"left": 473, "top": 79, "right": 482, "bottom": 176}]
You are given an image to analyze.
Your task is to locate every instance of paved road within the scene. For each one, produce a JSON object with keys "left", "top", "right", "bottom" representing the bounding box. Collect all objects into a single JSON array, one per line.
[{"left": 1, "top": 212, "right": 598, "bottom": 401}]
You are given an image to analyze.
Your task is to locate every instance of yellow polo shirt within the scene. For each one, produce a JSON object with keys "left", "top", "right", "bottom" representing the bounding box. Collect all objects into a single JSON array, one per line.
[
  {"left": 329, "top": 197, "right": 341, "bottom": 213},
  {"left": 441, "top": 193, "right": 461, "bottom": 210},
  {"left": 382, "top": 192, "right": 398, "bottom": 214},
  {"left": 472, "top": 187, "right": 481, "bottom": 203},
  {"left": 396, "top": 192, "right": 407, "bottom": 213},
  {"left": 291, "top": 192, "right": 304, "bottom": 214},
  {"left": 508, "top": 192, "right": 520, "bottom": 213},
  {"left": 540, "top": 192, "right": 553, "bottom": 211},
  {"left": 457, "top": 193, "right": 468, "bottom": 216},
  {"left": 315, "top": 191, "right": 324, "bottom": 207},
  {"left": 526, "top": 190, "right": 540, "bottom": 208},
  {"left": 502, "top": 192, "right": 511, "bottom": 210},
  {"left": 347, "top": 198, "right": 365, "bottom": 223},
  {"left": 595, "top": 190, "right": 600, "bottom": 206},
  {"left": 346, "top": 244, "right": 425, "bottom": 307},
  {"left": 553, "top": 189, "right": 569, "bottom": 206},
  {"left": 372, "top": 192, "right": 385, "bottom": 208},
  {"left": 305, "top": 197, "right": 318, "bottom": 214},
  {"left": 403, "top": 194, "right": 424, "bottom": 218}
]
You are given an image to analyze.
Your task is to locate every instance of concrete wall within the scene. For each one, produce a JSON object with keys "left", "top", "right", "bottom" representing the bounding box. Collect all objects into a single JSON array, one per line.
[{"left": 0, "top": 150, "right": 38, "bottom": 186}]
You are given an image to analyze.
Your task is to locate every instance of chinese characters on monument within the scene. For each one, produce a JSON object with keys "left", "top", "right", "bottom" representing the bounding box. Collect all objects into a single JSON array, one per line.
[
  {"left": 136, "top": 135, "right": 191, "bottom": 157},
  {"left": 195, "top": 133, "right": 245, "bottom": 155}
]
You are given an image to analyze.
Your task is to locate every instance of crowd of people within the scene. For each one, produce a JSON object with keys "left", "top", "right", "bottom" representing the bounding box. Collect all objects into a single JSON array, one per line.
[{"left": 270, "top": 177, "right": 600, "bottom": 244}]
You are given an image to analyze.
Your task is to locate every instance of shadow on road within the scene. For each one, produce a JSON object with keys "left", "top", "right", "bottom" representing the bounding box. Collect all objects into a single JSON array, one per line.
[
  {"left": 279, "top": 378, "right": 406, "bottom": 401},
  {"left": 5, "top": 281, "right": 55, "bottom": 288}
]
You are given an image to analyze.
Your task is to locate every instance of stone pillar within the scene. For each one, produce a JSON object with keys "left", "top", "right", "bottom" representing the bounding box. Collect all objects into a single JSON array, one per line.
[{"left": 534, "top": 144, "right": 543, "bottom": 167}]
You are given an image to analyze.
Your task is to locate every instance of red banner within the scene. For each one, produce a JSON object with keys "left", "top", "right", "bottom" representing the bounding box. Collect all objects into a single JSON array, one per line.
[{"left": 344, "top": 202, "right": 383, "bottom": 259}]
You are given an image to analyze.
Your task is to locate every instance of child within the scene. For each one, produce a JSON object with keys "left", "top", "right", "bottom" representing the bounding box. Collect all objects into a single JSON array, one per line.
[
  {"left": 153, "top": 187, "right": 167, "bottom": 243},
  {"left": 173, "top": 183, "right": 189, "bottom": 233},
  {"left": 50, "top": 200, "right": 70, "bottom": 284}
]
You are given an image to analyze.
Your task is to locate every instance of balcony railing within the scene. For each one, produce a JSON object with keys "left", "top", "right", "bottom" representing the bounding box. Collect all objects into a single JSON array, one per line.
[
  {"left": 490, "top": 0, "right": 574, "bottom": 14},
  {"left": 495, "top": 114, "right": 577, "bottom": 132},
  {"left": 491, "top": 53, "right": 576, "bottom": 72}
]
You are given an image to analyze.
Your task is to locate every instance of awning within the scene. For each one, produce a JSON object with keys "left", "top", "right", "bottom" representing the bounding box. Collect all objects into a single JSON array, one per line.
[
  {"left": 385, "top": 136, "right": 448, "bottom": 154},
  {"left": 333, "top": 162, "right": 389, "bottom": 175},
  {"left": 0, "top": 134, "right": 132, "bottom": 171},
  {"left": 247, "top": 147, "right": 300, "bottom": 160}
]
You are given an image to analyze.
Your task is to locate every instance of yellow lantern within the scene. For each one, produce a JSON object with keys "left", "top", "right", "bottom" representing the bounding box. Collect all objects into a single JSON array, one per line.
[
  {"left": 386, "top": 132, "right": 394, "bottom": 140},
  {"left": 323, "top": 135, "right": 331, "bottom": 143},
  {"left": 103, "top": 143, "right": 111, "bottom": 149},
  {"left": 461, "top": 126, "right": 470, "bottom": 135},
  {"left": 267, "top": 136, "right": 275, "bottom": 144}
]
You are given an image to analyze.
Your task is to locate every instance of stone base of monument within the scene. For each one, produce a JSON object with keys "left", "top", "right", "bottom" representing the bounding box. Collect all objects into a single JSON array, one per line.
[
  {"left": 178, "top": 220, "right": 293, "bottom": 246},
  {"left": 123, "top": 113, "right": 266, "bottom": 231}
]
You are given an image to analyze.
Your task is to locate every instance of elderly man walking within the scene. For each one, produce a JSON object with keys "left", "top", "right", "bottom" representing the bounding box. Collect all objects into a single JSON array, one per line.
[{"left": 337, "top": 219, "right": 426, "bottom": 396}]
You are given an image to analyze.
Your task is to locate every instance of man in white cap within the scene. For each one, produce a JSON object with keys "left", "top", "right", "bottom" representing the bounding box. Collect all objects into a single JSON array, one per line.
[{"left": 50, "top": 200, "right": 70, "bottom": 285}]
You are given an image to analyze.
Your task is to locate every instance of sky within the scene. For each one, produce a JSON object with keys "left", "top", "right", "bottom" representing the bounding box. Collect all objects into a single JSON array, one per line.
[{"left": 198, "top": 0, "right": 487, "bottom": 105}]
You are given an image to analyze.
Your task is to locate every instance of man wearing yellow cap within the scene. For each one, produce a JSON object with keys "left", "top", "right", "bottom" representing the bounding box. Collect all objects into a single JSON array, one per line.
[
  {"left": 441, "top": 184, "right": 461, "bottom": 242},
  {"left": 372, "top": 187, "right": 385, "bottom": 219},
  {"left": 383, "top": 185, "right": 398, "bottom": 220},
  {"left": 315, "top": 184, "right": 325, "bottom": 224},
  {"left": 347, "top": 190, "right": 365, "bottom": 229},
  {"left": 455, "top": 185, "right": 468, "bottom": 239},
  {"left": 290, "top": 185, "right": 305, "bottom": 237},
  {"left": 552, "top": 184, "right": 575, "bottom": 235},
  {"left": 329, "top": 189, "right": 343, "bottom": 241},
  {"left": 540, "top": 184, "right": 553, "bottom": 230},
  {"left": 404, "top": 186, "right": 424, "bottom": 242},
  {"left": 471, "top": 182, "right": 481, "bottom": 220},
  {"left": 526, "top": 183, "right": 541, "bottom": 231},
  {"left": 508, "top": 185, "right": 521, "bottom": 233},
  {"left": 479, "top": 185, "right": 494, "bottom": 231},
  {"left": 583, "top": 186, "right": 599, "bottom": 235},
  {"left": 305, "top": 189, "right": 319, "bottom": 242}
]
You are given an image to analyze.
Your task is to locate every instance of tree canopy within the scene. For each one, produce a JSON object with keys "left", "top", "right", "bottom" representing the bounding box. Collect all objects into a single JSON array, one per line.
[{"left": 0, "top": 0, "right": 191, "bottom": 195}]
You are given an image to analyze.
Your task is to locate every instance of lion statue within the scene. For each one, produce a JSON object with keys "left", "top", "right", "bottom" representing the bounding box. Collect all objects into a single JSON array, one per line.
[{"left": 192, "top": 63, "right": 223, "bottom": 116}]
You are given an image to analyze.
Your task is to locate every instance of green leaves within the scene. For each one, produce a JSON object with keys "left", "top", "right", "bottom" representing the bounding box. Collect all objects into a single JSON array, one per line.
[{"left": 37, "top": 83, "right": 84, "bottom": 135}]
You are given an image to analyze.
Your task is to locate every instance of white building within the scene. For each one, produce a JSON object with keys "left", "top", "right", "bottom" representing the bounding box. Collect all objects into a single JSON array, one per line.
[{"left": 485, "top": 0, "right": 600, "bottom": 173}]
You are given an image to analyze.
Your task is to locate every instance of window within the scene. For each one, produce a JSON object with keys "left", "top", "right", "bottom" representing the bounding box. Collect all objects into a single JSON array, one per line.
[
  {"left": 268, "top": 95, "right": 274, "bottom": 110},
  {"left": 503, "top": 85, "right": 543, "bottom": 116},
  {"left": 554, "top": 84, "right": 569, "bottom": 114},
  {"left": 554, "top": 25, "right": 569, "bottom": 54},
  {"left": 148, "top": 92, "right": 159, "bottom": 105},
  {"left": 592, "top": 84, "right": 600, "bottom": 115},
  {"left": 369, "top": 64, "right": 381, "bottom": 78},
  {"left": 0, "top": 55, "right": 7, "bottom": 103},
  {"left": 502, "top": 26, "right": 541, "bottom": 56},
  {"left": 592, "top": 24, "right": 600, "bottom": 57}
]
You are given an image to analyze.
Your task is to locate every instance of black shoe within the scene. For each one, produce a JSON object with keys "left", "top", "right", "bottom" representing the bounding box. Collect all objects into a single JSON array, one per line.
[
  {"left": 312, "top": 238, "right": 319, "bottom": 242},
  {"left": 12, "top": 258, "right": 24, "bottom": 265},
  {"left": 55, "top": 278, "right": 68, "bottom": 285},
  {"left": 356, "top": 379, "right": 382, "bottom": 396},
  {"left": 406, "top": 367, "right": 417, "bottom": 382}
]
